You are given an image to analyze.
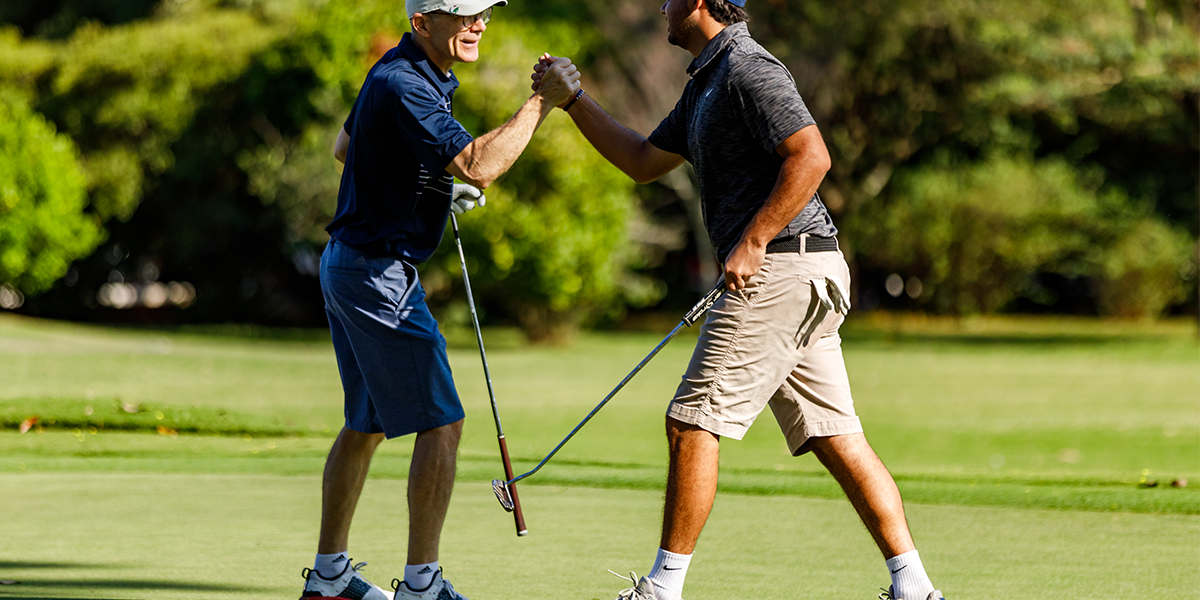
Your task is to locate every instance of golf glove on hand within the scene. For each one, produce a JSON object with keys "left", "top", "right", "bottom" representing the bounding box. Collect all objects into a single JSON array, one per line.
[{"left": 450, "top": 183, "right": 486, "bottom": 215}]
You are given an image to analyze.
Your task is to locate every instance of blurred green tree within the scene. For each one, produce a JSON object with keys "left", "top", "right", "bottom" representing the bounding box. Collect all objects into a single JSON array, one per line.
[
  {"left": 0, "top": 92, "right": 102, "bottom": 295},
  {"left": 852, "top": 155, "right": 1192, "bottom": 316},
  {"left": 746, "top": 0, "right": 1198, "bottom": 316}
]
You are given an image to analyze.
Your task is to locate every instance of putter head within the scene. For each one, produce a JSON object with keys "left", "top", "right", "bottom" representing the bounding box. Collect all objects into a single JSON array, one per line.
[{"left": 492, "top": 479, "right": 515, "bottom": 512}]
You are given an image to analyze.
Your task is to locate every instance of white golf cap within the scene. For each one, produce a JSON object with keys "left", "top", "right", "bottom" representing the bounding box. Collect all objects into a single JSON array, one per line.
[{"left": 406, "top": 0, "right": 508, "bottom": 18}]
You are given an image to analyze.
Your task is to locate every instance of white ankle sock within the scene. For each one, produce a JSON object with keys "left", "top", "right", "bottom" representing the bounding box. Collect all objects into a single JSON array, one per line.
[
  {"left": 647, "top": 548, "right": 691, "bottom": 600},
  {"left": 886, "top": 550, "right": 935, "bottom": 600},
  {"left": 404, "top": 561, "right": 438, "bottom": 591},
  {"left": 314, "top": 552, "right": 349, "bottom": 579}
]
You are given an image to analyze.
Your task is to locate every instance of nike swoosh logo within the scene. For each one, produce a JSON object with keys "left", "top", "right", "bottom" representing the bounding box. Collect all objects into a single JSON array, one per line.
[
  {"left": 663, "top": 566, "right": 683, "bottom": 571},
  {"left": 890, "top": 565, "right": 907, "bottom": 574}
]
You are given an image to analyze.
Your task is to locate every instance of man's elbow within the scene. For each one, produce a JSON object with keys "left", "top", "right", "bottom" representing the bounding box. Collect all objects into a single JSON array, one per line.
[
  {"left": 334, "top": 148, "right": 347, "bottom": 164},
  {"left": 814, "top": 153, "right": 831, "bottom": 176},
  {"left": 797, "top": 150, "right": 831, "bottom": 178}
]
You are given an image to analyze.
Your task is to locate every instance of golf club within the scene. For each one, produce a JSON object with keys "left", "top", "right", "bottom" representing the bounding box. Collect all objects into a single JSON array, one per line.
[
  {"left": 450, "top": 213, "right": 529, "bottom": 536},
  {"left": 492, "top": 281, "right": 725, "bottom": 512}
]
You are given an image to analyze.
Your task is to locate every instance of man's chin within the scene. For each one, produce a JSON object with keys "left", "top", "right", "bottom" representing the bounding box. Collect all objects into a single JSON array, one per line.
[{"left": 453, "top": 40, "right": 481, "bottom": 63}]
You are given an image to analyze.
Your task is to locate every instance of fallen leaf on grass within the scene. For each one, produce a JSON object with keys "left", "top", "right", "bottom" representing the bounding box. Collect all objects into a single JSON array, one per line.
[
  {"left": 121, "top": 402, "right": 140, "bottom": 413},
  {"left": 156, "top": 425, "right": 178, "bottom": 438},
  {"left": 0, "top": 580, "right": 18, "bottom": 585},
  {"left": 18, "top": 417, "right": 38, "bottom": 434}
]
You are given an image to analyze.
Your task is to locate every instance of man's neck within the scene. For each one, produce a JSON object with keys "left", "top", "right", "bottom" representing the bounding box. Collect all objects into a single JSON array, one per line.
[
  {"left": 686, "top": 20, "right": 728, "bottom": 57},
  {"left": 412, "top": 34, "right": 454, "bottom": 75}
]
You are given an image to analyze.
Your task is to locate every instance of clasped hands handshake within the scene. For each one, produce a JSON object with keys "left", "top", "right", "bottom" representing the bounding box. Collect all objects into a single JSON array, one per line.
[
  {"left": 530, "top": 53, "right": 581, "bottom": 108},
  {"left": 451, "top": 54, "right": 581, "bottom": 216}
]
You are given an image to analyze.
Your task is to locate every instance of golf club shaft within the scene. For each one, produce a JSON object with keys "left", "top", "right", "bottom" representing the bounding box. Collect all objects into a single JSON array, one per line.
[
  {"left": 505, "top": 283, "right": 723, "bottom": 487},
  {"left": 450, "top": 214, "right": 528, "bottom": 536}
]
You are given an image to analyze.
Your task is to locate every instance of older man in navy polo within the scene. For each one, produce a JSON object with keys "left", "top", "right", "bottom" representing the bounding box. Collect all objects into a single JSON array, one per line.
[{"left": 299, "top": 1, "right": 581, "bottom": 599}]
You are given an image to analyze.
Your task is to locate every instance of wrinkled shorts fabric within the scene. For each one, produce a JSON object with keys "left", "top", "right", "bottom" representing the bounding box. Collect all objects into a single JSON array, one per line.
[
  {"left": 320, "top": 239, "right": 464, "bottom": 439},
  {"left": 669, "top": 248, "right": 862, "bottom": 456}
]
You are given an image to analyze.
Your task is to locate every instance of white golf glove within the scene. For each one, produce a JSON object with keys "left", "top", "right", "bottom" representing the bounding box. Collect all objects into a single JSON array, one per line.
[
  {"left": 809, "top": 276, "right": 851, "bottom": 315},
  {"left": 450, "top": 183, "right": 486, "bottom": 215},
  {"left": 827, "top": 276, "right": 851, "bottom": 314}
]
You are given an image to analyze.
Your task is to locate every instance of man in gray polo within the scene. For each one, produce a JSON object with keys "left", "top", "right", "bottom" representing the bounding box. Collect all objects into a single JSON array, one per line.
[{"left": 534, "top": 0, "right": 946, "bottom": 599}]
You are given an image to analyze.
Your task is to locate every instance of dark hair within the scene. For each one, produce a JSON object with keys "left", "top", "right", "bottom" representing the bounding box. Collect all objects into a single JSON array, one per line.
[{"left": 705, "top": 0, "right": 748, "bottom": 26}]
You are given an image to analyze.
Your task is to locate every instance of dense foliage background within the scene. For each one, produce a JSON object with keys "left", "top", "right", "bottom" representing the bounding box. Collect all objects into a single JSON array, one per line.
[{"left": 0, "top": 0, "right": 1195, "bottom": 336}]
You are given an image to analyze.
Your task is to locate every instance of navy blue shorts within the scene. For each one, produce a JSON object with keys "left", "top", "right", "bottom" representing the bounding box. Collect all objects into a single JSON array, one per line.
[{"left": 319, "top": 239, "right": 464, "bottom": 438}]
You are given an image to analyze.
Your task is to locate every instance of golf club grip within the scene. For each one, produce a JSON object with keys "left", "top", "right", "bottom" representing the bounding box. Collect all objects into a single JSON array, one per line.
[{"left": 498, "top": 436, "right": 528, "bottom": 535}]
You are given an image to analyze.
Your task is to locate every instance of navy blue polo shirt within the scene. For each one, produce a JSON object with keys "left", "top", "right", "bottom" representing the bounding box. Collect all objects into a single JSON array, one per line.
[{"left": 327, "top": 33, "right": 474, "bottom": 263}]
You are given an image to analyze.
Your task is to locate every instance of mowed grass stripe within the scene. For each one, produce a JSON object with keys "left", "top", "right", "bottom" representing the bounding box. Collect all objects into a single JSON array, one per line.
[{"left": 4, "top": 432, "right": 1196, "bottom": 514}]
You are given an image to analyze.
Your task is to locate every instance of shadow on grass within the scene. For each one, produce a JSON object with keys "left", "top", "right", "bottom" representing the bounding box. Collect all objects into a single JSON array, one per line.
[
  {"left": 0, "top": 579, "right": 267, "bottom": 594},
  {"left": 0, "top": 597, "right": 132, "bottom": 600},
  {"left": 0, "top": 562, "right": 115, "bottom": 570}
]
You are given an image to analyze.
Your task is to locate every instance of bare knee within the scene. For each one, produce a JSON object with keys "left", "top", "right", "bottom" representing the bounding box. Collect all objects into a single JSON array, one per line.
[
  {"left": 666, "top": 416, "right": 719, "bottom": 453},
  {"left": 809, "top": 432, "right": 874, "bottom": 466},
  {"left": 338, "top": 427, "right": 386, "bottom": 452},
  {"left": 416, "top": 419, "right": 463, "bottom": 450}
]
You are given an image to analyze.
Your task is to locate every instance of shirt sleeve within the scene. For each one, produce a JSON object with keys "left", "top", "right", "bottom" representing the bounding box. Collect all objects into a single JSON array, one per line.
[
  {"left": 729, "top": 56, "right": 816, "bottom": 153},
  {"left": 390, "top": 76, "right": 474, "bottom": 173},
  {"left": 647, "top": 88, "right": 691, "bottom": 160}
]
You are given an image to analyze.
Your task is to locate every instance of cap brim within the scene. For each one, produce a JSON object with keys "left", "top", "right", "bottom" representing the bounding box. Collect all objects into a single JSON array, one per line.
[{"left": 455, "top": 0, "right": 507, "bottom": 14}]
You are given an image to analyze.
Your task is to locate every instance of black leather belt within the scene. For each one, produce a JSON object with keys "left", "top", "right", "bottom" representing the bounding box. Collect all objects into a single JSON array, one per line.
[{"left": 765, "top": 235, "right": 839, "bottom": 254}]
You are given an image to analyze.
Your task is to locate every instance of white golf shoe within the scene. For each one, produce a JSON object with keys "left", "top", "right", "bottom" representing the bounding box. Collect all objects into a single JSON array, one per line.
[
  {"left": 610, "top": 571, "right": 673, "bottom": 600},
  {"left": 300, "top": 560, "right": 392, "bottom": 600},
  {"left": 879, "top": 587, "right": 945, "bottom": 600},
  {"left": 392, "top": 568, "right": 468, "bottom": 600}
]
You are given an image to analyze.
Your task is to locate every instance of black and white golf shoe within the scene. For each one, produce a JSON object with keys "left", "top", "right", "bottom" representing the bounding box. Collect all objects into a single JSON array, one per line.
[
  {"left": 300, "top": 560, "right": 391, "bottom": 600},
  {"left": 392, "top": 568, "right": 468, "bottom": 600}
]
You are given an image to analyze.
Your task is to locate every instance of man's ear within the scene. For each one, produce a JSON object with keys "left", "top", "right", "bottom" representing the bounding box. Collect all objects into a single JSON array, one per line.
[{"left": 411, "top": 13, "right": 432, "bottom": 38}]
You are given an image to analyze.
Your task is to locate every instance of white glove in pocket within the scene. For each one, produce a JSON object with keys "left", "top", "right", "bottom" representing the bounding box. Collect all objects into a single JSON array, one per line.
[{"left": 808, "top": 276, "right": 851, "bottom": 315}]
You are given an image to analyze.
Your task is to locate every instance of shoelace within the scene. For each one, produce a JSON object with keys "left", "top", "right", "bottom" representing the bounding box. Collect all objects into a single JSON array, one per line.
[
  {"left": 608, "top": 570, "right": 643, "bottom": 600},
  {"left": 878, "top": 589, "right": 894, "bottom": 600}
]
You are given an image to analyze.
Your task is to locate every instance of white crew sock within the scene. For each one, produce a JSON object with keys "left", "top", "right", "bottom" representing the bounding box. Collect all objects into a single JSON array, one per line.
[
  {"left": 404, "top": 561, "right": 438, "bottom": 591},
  {"left": 647, "top": 548, "right": 692, "bottom": 600},
  {"left": 886, "top": 550, "right": 935, "bottom": 600},
  {"left": 314, "top": 552, "right": 349, "bottom": 579}
]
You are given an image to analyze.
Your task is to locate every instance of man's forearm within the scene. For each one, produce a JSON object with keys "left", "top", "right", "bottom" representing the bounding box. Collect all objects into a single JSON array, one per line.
[
  {"left": 568, "top": 95, "right": 679, "bottom": 184},
  {"left": 738, "top": 153, "right": 828, "bottom": 248},
  {"left": 452, "top": 94, "right": 555, "bottom": 188}
]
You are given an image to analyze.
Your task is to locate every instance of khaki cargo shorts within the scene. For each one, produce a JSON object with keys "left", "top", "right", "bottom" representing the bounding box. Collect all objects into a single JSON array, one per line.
[{"left": 668, "top": 245, "right": 862, "bottom": 456}]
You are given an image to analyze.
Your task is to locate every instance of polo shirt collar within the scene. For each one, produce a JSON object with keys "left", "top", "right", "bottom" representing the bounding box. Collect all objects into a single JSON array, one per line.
[
  {"left": 397, "top": 32, "right": 460, "bottom": 95},
  {"left": 686, "top": 22, "right": 749, "bottom": 77}
]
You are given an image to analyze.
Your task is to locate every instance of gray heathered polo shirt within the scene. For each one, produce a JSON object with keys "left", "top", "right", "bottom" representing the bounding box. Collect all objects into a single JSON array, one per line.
[{"left": 648, "top": 22, "right": 837, "bottom": 262}]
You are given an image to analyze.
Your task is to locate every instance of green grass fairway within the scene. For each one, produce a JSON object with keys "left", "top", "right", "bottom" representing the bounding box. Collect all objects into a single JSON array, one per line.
[
  {"left": 2, "top": 474, "right": 1197, "bottom": 600},
  {"left": 1, "top": 313, "right": 1198, "bottom": 598}
]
